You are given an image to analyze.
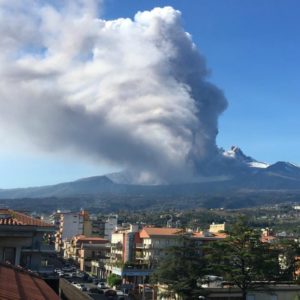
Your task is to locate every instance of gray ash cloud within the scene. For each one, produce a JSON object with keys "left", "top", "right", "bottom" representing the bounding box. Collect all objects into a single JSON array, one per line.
[{"left": 0, "top": 1, "right": 227, "bottom": 183}]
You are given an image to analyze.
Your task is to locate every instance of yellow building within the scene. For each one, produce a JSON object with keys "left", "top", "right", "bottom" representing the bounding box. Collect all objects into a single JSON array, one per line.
[{"left": 209, "top": 222, "right": 226, "bottom": 233}]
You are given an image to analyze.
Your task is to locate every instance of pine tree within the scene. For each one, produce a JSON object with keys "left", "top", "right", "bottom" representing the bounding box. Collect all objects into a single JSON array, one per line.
[
  {"left": 151, "top": 235, "right": 205, "bottom": 300},
  {"left": 205, "top": 217, "right": 280, "bottom": 300}
]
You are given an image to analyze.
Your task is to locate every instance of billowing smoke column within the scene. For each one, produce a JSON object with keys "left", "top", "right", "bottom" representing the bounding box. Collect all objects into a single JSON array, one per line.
[{"left": 0, "top": 1, "right": 227, "bottom": 184}]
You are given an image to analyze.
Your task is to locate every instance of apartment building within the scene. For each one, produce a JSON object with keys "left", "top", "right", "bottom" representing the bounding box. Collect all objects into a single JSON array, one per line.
[
  {"left": 137, "top": 227, "right": 184, "bottom": 265},
  {"left": 104, "top": 215, "right": 118, "bottom": 241},
  {"left": 106, "top": 225, "right": 228, "bottom": 285},
  {"left": 106, "top": 227, "right": 184, "bottom": 285},
  {"left": 64, "top": 235, "right": 109, "bottom": 273},
  {"left": 108, "top": 224, "right": 140, "bottom": 264},
  {"left": 90, "top": 215, "right": 106, "bottom": 236},
  {"left": 0, "top": 209, "right": 56, "bottom": 274},
  {"left": 55, "top": 210, "right": 91, "bottom": 251}
]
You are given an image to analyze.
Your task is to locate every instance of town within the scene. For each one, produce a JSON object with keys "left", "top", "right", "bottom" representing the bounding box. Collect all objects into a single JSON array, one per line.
[
  {"left": 0, "top": 1, "right": 299, "bottom": 299},
  {"left": 1, "top": 205, "right": 300, "bottom": 300}
]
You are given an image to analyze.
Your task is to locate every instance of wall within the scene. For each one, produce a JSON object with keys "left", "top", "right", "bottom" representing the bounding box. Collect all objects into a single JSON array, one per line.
[
  {"left": 104, "top": 216, "right": 118, "bottom": 241},
  {"left": 61, "top": 213, "right": 83, "bottom": 240},
  {"left": 209, "top": 223, "right": 226, "bottom": 233},
  {"left": 248, "top": 289, "right": 300, "bottom": 300}
]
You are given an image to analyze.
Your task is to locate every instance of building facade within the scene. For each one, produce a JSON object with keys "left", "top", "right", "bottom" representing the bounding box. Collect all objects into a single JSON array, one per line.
[
  {"left": 0, "top": 209, "right": 56, "bottom": 274},
  {"left": 55, "top": 210, "right": 91, "bottom": 251}
]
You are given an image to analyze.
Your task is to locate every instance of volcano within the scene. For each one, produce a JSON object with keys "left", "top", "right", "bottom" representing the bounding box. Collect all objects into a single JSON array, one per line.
[{"left": 0, "top": 146, "right": 300, "bottom": 199}]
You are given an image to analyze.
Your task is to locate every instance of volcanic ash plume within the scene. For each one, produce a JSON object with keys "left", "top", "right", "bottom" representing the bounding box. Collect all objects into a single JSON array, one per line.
[{"left": 0, "top": 1, "right": 227, "bottom": 184}]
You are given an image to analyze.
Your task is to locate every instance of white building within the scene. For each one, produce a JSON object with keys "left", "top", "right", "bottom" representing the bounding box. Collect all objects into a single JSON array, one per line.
[
  {"left": 104, "top": 215, "right": 118, "bottom": 241},
  {"left": 55, "top": 210, "right": 91, "bottom": 251},
  {"left": 61, "top": 212, "right": 83, "bottom": 240}
]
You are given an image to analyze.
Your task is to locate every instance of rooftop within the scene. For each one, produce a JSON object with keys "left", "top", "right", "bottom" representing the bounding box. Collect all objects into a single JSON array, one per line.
[
  {"left": 192, "top": 231, "right": 227, "bottom": 239},
  {"left": 0, "top": 209, "right": 53, "bottom": 227},
  {"left": 74, "top": 235, "right": 108, "bottom": 244},
  {"left": 0, "top": 263, "right": 59, "bottom": 300},
  {"left": 261, "top": 235, "right": 277, "bottom": 243},
  {"left": 140, "top": 227, "right": 184, "bottom": 238}
]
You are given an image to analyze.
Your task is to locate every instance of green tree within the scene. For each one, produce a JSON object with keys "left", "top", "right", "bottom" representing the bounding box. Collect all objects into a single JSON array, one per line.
[
  {"left": 275, "top": 239, "right": 300, "bottom": 281},
  {"left": 107, "top": 273, "right": 122, "bottom": 287},
  {"left": 151, "top": 235, "right": 205, "bottom": 300},
  {"left": 205, "top": 217, "right": 280, "bottom": 300}
]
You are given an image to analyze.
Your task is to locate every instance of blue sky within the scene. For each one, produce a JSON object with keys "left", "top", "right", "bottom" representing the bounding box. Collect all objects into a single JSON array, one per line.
[{"left": 0, "top": 0, "right": 300, "bottom": 188}]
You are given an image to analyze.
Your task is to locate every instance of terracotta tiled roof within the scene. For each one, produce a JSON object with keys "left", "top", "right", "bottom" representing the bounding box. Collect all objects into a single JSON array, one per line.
[
  {"left": 140, "top": 227, "right": 184, "bottom": 238},
  {"left": 0, "top": 209, "right": 53, "bottom": 227},
  {"left": 212, "top": 232, "right": 227, "bottom": 238},
  {"left": 0, "top": 263, "right": 59, "bottom": 300},
  {"left": 261, "top": 235, "right": 276, "bottom": 243}
]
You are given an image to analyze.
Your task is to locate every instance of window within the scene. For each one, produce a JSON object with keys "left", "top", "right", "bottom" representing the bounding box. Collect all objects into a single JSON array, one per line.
[
  {"left": 246, "top": 295, "right": 255, "bottom": 300},
  {"left": 271, "top": 295, "right": 277, "bottom": 300},
  {"left": 3, "top": 247, "right": 16, "bottom": 264},
  {"left": 21, "top": 254, "right": 31, "bottom": 267},
  {"left": 41, "top": 258, "right": 48, "bottom": 267}
]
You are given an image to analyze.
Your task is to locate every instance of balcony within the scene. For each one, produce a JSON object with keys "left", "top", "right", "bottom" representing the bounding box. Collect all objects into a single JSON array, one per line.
[
  {"left": 135, "top": 244, "right": 154, "bottom": 249},
  {"left": 135, "top": 256, "right": 148, "bottom": 261},
  {"left": 21, "top": 244, "right": 56, "bottom": 253},
  {"left": 82, "top": 255, "right": 109, "bottom": 262},
  {"left": 110, "top": 242, "right": 123, "bottom": 250},
  {"left": 105, "top": 264, "right": 153, "bottom": 277},
  {"left": 26, "top": 264, "right": 55, "bottom": 275},
  {"left": 107, "top": 253, "right": 123, "bottom": 262}
]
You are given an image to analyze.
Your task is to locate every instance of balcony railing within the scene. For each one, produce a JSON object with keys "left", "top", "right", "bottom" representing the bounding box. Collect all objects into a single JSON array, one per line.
[
  {"left": 104, "top": 264, "right": 153, "bottom": 277},
  {"left": 135, "top": 244, "right": 153, "bottom": 249},
  {"left": 21, "top": 244, "right": 56, "bottom": 253},
  {"left": 82, "top": 255, "right": 109, "bottom": 261},
  {"left": 110, "top": 243, "right": 123, "bottom": 250}
]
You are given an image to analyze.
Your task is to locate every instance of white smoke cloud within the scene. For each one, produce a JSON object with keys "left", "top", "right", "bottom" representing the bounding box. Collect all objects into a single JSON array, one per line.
[{"left": 0, "top": 0, "right": 227, "bottom": 184}]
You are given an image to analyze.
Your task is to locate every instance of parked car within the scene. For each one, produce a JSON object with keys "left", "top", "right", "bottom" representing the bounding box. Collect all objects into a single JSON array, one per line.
[
  {"left": 56, "top": 270, "right": 64, "bottom": 276},
  {"left": 82, "top": 273, "right": 93, "bottom": 282},
  {"left": 62, "top": 273, "right": 73, "bottom": 279},
  {"left": 116, "top": 290, "right": 126, "bottom": 300},
  {"left": 104, "top": 289, "right": 117, "bottom": 300},
  {"left": 97, "top": 282, "right": 107, "bottom": 289},
  {"left": 72, "top": 283, "right": 81, "bottom": 289},
  {"left": 62, "top": 267, "right": 73, "bottom": 272},
  {"left": 62, "top": 264, "right": 76, "bottom": 272},
  {"left": 81, "top": 285, "right": 87, "bottom": 292},
  {"left": 72, "top": 283, "right": 87, "bottom": 291},
  {"left": 87, "top": 287, "right": 104, "bottom": 294},
  {"left": 76, "top": 272, "right": 85, "bottom": 279}
]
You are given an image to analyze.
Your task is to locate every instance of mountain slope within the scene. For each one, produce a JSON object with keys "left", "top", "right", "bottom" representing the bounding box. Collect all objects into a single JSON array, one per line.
[
  {"left": 222, "top": 146, "right": 269, "bottom": 169},
  {"left": 0, "top": 176, "right": 115, "bottom": 198},
  {"left": 1, "top": 146, "right": 300, "bottom": 199}
]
